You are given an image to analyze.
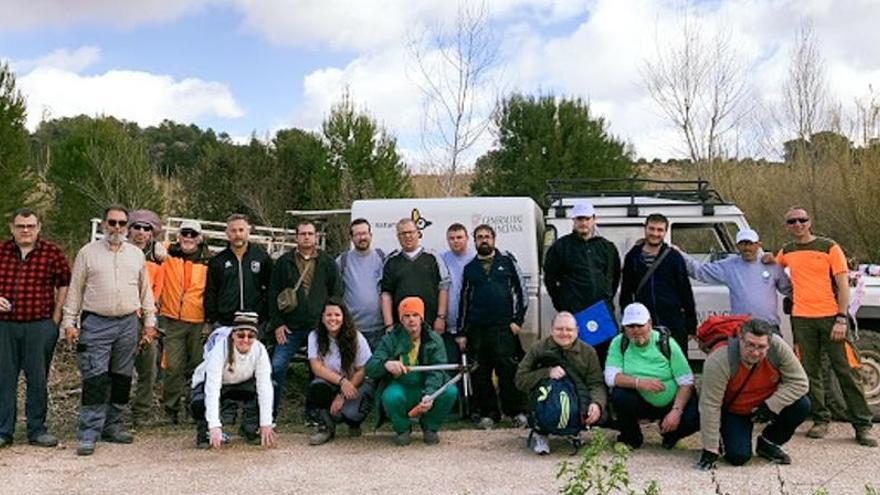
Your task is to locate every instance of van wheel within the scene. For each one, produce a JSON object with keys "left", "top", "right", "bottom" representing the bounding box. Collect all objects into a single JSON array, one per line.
[{"left": 825, "top": 331, "right": 880, "bottom": 422}]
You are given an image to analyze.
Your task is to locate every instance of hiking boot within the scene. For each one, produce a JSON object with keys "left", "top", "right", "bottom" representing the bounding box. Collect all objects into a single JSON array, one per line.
[
  {"left": 0, "top": 436, "right": 11, "bottom": 448},
  {"left": 29, "top": 433, "right": 59, "bottom": 448},
  {"left": 532, "top": 433, "right": 550, "bottom": 455},
  {"left": 476, "top": 417, "right": 495, "bottom": 430},
  {"left": 76, "top": 440, "right": 96, "bottom": 456},
  {"left": 756, "top": 436, "right": 791, "bottom": 465},
  {"left": 101, "top": 430, "right": 134, "bottom": 444},
  {"left": 195, "top": 435, "right": 209, "bottom": 449},
  {"left": 423, "top": 430, "right": 439, "bottom": 445},
  {"left": 393, "top": 430, "right": 411, "bottom": 446},
  {"left": 348, "top": 425, "right": 362, "bottom": 438},
  {"left": 309, "top": 426, "right": 335, "bottom": 446},
  {"left": 511, "top": 413, "right": 529, "bottom": 429},
  {"left": 856, "top": 429, "right": 878, "bottom": 447},
  {"left": 806, "top": 422, "right": 829, "bottom": 439}
]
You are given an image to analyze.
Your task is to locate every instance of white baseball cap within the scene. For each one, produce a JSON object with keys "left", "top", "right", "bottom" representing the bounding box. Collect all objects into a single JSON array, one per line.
[
  {"left": 571, "top": 202, "right": 596, "bottom": 218},
  {"left": 735, "top": 229, "right": 759, "bottom": 244},
  {"left": 621, "top": 303, "right": 651, "bottom": 326},
  {"left": 179, "top": 220, "right": 203, "bottom": 234}
]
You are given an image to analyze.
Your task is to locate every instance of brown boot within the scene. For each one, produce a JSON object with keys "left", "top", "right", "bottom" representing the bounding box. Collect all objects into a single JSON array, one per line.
[{"left": 806, "top": 422, "right": 829, "bottom": 439}]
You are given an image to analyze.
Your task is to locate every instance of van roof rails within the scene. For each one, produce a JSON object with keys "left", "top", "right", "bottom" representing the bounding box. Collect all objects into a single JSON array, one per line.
[{"left": 545, "top": 178, "right": 728, "bottom": 217}]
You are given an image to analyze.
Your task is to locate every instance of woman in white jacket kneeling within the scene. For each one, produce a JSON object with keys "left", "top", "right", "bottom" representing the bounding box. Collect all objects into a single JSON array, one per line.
[{"left": 191, "top": 312, "right": 275, "bottom": 449}]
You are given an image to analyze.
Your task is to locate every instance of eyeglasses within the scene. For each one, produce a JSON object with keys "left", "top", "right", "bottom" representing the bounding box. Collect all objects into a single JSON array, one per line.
[
  {"left": 106, "top": 219, "right": 128, "bottom": 227},
  {"left": 179, "top": 229, "right": 199, "bottom": 238},
  {"left": 13, "top": 224, "right": 38, "bottom": 231},
  {"left": 786, "top": 218, "right": 809, "bottom": 225},
  {"left": 234, "top": 332, "right": 256, "bottom": 340},
  {"left": 131, "top": 223, "right": 153, "bottom": 232}
]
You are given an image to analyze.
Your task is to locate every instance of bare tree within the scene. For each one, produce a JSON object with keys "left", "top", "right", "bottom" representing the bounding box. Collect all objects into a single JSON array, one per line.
[
  {"left": 409, "top": 0, "right": 499, "bottom": 196},
  {"left": 783, "top": 21, "right": 828, "bottom": 141},
  {"left": 641, "top": 15, "right": 751, "bottom": 184}
]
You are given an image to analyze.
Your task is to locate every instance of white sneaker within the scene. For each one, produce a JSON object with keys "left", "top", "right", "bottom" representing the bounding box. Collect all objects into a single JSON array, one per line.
[
  {"left": 477, "top": 417, "right": 495, "bottom": 430},
  {"left": 532, "top": 433, "right": 550, "bottom": 455}
]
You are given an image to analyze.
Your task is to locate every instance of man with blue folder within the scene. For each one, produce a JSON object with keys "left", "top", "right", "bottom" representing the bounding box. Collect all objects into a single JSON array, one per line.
[{"left": 543, "top": 201, "right": 621, "bottom": 364}]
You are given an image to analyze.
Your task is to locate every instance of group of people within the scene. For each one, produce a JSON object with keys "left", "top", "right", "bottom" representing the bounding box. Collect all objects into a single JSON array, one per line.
[{"left": 0, "top": 201, "right": 875, "bottom": 471}]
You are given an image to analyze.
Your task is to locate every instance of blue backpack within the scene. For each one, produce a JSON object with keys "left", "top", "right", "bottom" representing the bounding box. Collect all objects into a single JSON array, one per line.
[{"left": 528, "top": 376, "right": 583, "bottom": 436}]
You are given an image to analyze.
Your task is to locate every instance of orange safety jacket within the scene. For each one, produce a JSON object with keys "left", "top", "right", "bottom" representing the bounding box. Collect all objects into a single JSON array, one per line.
[{"left": 159, "top": 243, "right": 211, "bottom": 324}]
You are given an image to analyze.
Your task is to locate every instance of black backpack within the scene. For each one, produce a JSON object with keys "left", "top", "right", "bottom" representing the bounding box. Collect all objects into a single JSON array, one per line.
[{"left": 619, "top": 325, "right": 673, "bottom": 361}]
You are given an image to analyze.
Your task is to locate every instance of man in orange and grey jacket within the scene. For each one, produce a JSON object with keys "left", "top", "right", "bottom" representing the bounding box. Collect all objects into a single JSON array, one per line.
[
  {"left": 158, "top": 220, "right": 212, "bottom": 424},
  {"left": 697, "top": 319, "right": 809, "bottom": 469},
  {"left": 128, "top": 209, "right": 166, "bottom": 426}
]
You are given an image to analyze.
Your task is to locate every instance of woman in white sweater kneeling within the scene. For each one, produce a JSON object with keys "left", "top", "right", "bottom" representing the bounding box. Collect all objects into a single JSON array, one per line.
[{"left": 191, "top": 312, "right": 275, "bottom": 449}]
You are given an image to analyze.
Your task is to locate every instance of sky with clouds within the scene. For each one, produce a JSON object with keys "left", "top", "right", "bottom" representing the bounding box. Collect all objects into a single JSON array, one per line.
[{"left": 1, "top": 0, "right": 878, "bottom": 166}]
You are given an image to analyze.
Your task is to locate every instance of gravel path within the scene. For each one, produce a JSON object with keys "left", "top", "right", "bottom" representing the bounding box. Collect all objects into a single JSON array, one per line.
[{"left": 1, "top": 423, "right": 876, "bottom": 495}]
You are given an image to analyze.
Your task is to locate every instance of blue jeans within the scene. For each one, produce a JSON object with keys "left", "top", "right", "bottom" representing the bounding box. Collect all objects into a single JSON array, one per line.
[
  {"left": 720, "top": 395, "right": 811, "bottom": 466},
  {"left": 270, "top": 327, "right": 308, "bottom": 417}
]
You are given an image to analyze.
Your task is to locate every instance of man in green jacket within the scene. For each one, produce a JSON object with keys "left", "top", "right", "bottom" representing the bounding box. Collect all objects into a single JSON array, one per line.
[
  {"left": 515, "top": 312, "right": 607, "bottom": 455},
  {"left": 365, "top": 297, "right": 457, "bottom": 446}
]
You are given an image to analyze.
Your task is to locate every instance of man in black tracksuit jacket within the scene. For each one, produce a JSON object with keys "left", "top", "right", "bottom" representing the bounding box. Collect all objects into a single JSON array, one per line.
[
  {"left": 204, "top": 215, "right": 273, "bottom": 327},
  {"left": 457, "top": 224, "right": 528, "bottom": 426},
  {"left": 542, "top": 202, "right": 620, "bottom": 363},
  {"left": 619, "top": 215, "right": 696, "bottom": 354}
]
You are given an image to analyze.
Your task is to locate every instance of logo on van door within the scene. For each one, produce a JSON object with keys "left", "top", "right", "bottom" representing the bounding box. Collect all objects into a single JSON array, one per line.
[{"left": 411, "top": 209, "right": 433, "bottom": 231}]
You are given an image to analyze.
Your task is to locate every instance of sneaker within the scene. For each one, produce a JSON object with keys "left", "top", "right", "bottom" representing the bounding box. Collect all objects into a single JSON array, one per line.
[
  {"left": 29, "top": 433, "right": 59, "bottom": 448},
  {"left": 856, "top": 429, "right": 878, "bottom": 447},
  {"left": 221, "top": 431, "right": 231, "bottom": 444},
  {"left": 100, "top": 431, "right": 134, "bottom": 444},
  {"left": 532, "top": 433, "right": 550, "bottom": 455},
  {"left": 477, "top": 417, "right": 495, "bottom": 430},
  {"left": 756, "top": 436, "right": 791, "bottom": 465},
  {"left": 76, "top": 440, "right": 96, "bottom": 456},
  {"left": 348, "top": 425, "right": 362, "bottom": 438},
  {"left": 393, "top": 430, "right": 412, "bottom": 446},
  {"left": 309, "top": 427, "right": 335, "bottom": 446},
  {"left": 661, "top": 436, "right": 678, "bottom": 450},
  {"left": 0, "top": 436, "right": 11, "bottom": 448},
  {"left": 616, "top": 432, "right": 644, "bottom": 450},
  {"left": 511, "top": 413, "right": 529, "bottom": 429},
  {"left": 423, "top": 430, "right": 439, "bottom": 445},
  {"left": 806, "top": 422, "right": 829, "bottom": 439}
]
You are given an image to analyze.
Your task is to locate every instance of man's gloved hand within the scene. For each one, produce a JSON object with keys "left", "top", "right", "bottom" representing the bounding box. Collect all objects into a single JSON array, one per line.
[
  {"left": 750, "top": 402, "right": 776, "bottom": 424},
  {"left": 696, "top": 449, "right": 719, "bottom": 471}
]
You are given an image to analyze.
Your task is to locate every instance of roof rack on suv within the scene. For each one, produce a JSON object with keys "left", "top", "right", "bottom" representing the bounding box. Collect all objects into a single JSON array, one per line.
[{"left": 545, "top": 178, "right": 728, "bottom": 218}]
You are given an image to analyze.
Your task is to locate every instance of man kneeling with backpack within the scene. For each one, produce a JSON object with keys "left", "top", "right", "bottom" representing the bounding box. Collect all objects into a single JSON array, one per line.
[
  {"left": 515, "top": 312, "right": 606, "bottom": 455},
  {"left": 605, "top": 303, "right": 700, "bottom": 449},
  {"left": 697, "top": 319, "right": 810, "bottom": 469}
]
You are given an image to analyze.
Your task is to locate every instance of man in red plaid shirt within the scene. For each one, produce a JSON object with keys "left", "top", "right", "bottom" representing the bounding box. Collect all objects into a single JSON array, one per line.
[{"left": 0, "top": 208, "right": 71, "bottom": 449}]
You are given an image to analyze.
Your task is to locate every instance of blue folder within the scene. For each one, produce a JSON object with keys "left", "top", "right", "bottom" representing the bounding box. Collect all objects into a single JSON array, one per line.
[{"left": 574, "top": 300, "right": 618, "bottom": 346}]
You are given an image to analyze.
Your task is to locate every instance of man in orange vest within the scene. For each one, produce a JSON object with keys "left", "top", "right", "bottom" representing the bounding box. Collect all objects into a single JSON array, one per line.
[
  {"left": 697, "top": 320, "right": 809, "bottom": 469},
  {"left": 158, "top": 220, "right": 212, "bottom": 424},
  {"left": 127, "top": 209, "right": 166, "bottom": 427}
]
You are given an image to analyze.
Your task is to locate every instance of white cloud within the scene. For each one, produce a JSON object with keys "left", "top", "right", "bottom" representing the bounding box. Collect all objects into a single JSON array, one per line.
[
  {"left": 0, "top": 0, "right": 213, "bottom": 31},
  {"left": 19, "top": 66, "right": 244, "bottom": 130},
  {"left": 11, "top": 46, "right": 101, "bottom": 73}
]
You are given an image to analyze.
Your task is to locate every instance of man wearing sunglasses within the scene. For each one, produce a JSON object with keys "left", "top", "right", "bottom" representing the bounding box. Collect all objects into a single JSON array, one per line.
[
  {"left": 0, "top": 208, "right": 71, "bottom": 449},
  {"left": 126, "top": 209, "right": 167, "bottom": 428},
  {"left": 62, "top": 205, "right": 158, "bottom": 456},
  {"left": 776, "top": 206, "right": 876, "bottom": 447},
  {"left": 158, "top": 220, "right": 212, "bottom": 425}
]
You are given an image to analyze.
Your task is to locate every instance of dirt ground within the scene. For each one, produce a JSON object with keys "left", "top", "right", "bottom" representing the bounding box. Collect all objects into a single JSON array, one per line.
[{"left": 1, "top": 422, "right": 877, "bottom": 495}]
